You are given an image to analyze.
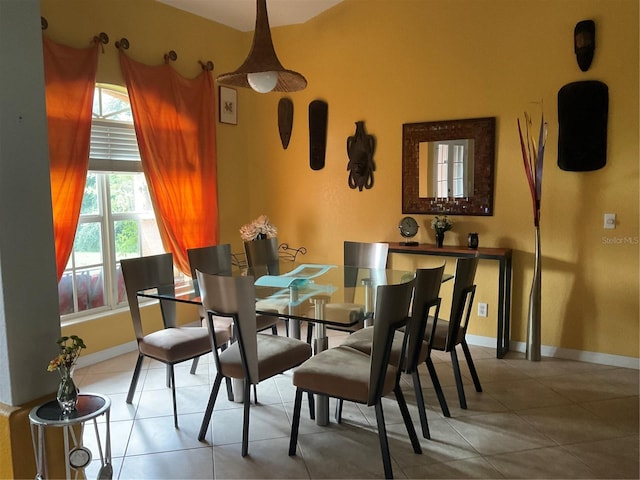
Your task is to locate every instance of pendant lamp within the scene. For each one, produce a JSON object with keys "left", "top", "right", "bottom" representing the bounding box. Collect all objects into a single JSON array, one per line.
[{"left": 217, "top": 0, "right": 307, "bottom": 93}]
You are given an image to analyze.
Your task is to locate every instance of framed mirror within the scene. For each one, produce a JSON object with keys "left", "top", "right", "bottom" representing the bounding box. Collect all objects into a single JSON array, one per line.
[{"left": 402, "top": 117, "right": 496, "bottom": 215}]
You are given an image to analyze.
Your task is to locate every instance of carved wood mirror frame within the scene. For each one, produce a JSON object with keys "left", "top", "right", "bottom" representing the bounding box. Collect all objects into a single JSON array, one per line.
[{"left": 402, "top": 117, "right": 496, "bottom": 216}]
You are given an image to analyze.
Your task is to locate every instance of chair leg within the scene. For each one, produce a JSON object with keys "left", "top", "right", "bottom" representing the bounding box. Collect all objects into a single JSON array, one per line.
[
  {"left": 411, "top": 371, "right": 430, "bottom": 439},
  {"left": 394, "top": 385, "right": 422, "bottom": 454},
  {"left": 271, "top": 325, "right": 278, "bottom": 335},
  {"left": 306, "top": 323, "right": 314, "bottom": 344},
  {"left": 425, "top": 357, "right": 450, "bottom": 417},
  {"left": 190, "top": 356, "right": 200, "bottom": 375},
  {"left": 450, "top": 348, "right": 468, "bottom": 409},
  {"left": 225, "top": 377, "right": 234, "bottom": 402},
  {"left": 461, "top": 340, "right": 483, "bottom": 392},
  {"left": 335, "top": 398, "right": 343, "bottom": 423},
  {"left": 289, "top": 388, "right": 304, "bottom": 456},
  {"left": 198, "top": 373, "right": 223, "bottom": 441},
  {"left": 285, "top": 319, "right": 290, "bottom": 337},
  {"left": 242, "top": 380, "right": 251, "bottom": 457},
  {"left": 307, "top": 392, "right": 315, "bottom": 420},
  {"left": 126, "top": 354, "right": 145, "bottom": 404},
  {"left": 166, "top": 364, "right": 172, "bottom": 388},
  {"left": 253, "top": 384, "right": 258, "bottom": 404},
  {"left": 374, "top": 402, "right": 393, "bottom": 480},
  {"left": 169, "top": 365, "right": 178, "bottom": 428}
]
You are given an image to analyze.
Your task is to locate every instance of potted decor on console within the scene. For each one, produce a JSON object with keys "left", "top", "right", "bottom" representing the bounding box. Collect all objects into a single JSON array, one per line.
[
  {"left": 431, "top": 215, "right": 453, "bottom": 247},
  {"left": 240, "top": 215, "right": 278, "bottom": 242},
  {"left": 47, "top": 335, "right": 86, "bottom": 413}
]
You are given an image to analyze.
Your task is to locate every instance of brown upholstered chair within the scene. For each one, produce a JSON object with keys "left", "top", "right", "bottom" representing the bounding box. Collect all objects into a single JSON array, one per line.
[
  {"left": 196, "top": 270, "right": 313, "bottom": 456},
  {"left": 289, "top": 279, "right": 420, "bottom": 479},
  {"left": 187, "top": 244, "right": 279, "bottom": 335},
  {"left": 243, "top": 237, "right": 292, "bottom": 336},
  {"left": 323, "top": 241, "right": 389, "bottom": 332},
  {"left": 428, "top": 256, "right": 481, "bottom": 409},
  {"left": 121, "top": 253, "right": 230, "bottom": 428},
  {"left": 339, "top": 265, "right": 445, "bottom": 438}
]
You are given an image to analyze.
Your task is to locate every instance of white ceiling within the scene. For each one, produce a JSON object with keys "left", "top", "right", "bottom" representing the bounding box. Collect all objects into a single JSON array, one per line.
[{"left": 157, "top": 0, "right": 343, "bottom": 32}]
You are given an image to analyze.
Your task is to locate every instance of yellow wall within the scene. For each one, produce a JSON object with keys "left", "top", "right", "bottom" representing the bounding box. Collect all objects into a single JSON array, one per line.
[{"left": 39, "top": 0, "right": 638, "bottom": 359}]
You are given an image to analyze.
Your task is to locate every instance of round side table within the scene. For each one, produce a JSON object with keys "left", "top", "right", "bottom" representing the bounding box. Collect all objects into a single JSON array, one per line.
[{"left": 28, "top": 393, "right": 112, "bottom": 479}]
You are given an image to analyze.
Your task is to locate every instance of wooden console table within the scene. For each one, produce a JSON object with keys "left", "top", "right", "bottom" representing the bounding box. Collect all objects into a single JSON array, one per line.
[{"left": 387, "top": 242, "right": 512, "bottom": 358}]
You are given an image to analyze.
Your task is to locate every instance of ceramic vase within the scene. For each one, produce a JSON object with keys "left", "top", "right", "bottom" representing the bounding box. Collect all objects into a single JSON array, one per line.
[
  {"left": 56, "top": 364, "right": 79, "bottom": 414},
  {"left": 526, "top": 225, "right": 542, "bottom": 361},
  {"left": 435, "top": 232, "right": 445, "bottom": 248}
]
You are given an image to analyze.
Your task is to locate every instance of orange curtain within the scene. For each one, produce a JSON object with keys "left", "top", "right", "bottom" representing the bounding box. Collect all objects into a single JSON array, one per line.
[
  {"left": 43, "top": 36, "right": 99, "bottom": 280},
  {"left": 118, "top": 52, "right": 219, "bottom": 274}
]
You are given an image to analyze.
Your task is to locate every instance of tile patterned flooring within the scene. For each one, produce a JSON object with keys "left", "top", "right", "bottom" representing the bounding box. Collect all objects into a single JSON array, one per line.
[{"left": 75, "top": 329, "right": 639, "bottom": 479}]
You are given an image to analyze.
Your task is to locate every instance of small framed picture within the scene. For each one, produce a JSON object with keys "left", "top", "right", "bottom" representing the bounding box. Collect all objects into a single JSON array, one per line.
[{"left": 219, "top": 86, "right": 237, "bottom": 125}]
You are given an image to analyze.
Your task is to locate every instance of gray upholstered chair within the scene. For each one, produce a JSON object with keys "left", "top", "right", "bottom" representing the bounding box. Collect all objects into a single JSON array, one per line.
[
  {"left": 428, "top": 256, "right": 481, "bottom": 409},
  {"left": 121, "top": 253, "right": 230, "bottom": 428},
  {"left": 196, "top": 270, "right": 313, "bottom": 456},
  {"left": 289, "top": 279, "right": 420, "bottom": 479},
  {"left": 323, "top": 241, "right": 389, "bottom": 333},
  {"left": 339, "top": 265, "right": 445, "bottom": 438},
  {"left": 187, "top": 244, "right": 279, "bottom": 335},
  {"left": 242, "top": 237, "right": 291, "bottom": 336},
  {"left": 243, "top": 237, "right": 280, "bottom": 276}
]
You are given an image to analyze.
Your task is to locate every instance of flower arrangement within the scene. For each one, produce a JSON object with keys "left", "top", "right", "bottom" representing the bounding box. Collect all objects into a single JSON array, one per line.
[
  {"left": 239, "top": 215, "right": 278, "bottom": 242},
  {"left": 47, "top": 335, "right": 86, "bottom": 372},
  {"left": 517, "top": 107, "right": 547, "bottom": 226},
  {"left": 430, "top": 215, "right": 453, "bottom": 234}
]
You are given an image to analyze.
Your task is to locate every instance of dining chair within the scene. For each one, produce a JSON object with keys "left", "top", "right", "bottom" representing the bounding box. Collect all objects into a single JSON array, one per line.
[
  {"left": 187, "top": 244, "right": 279, "bottom": 335},
  {"left": 428, "top": 255, "right": 481, "bottom": 409},
  {"left": 323, "top": 240, "right": 389, "bottom": 333},
  {"left": 196, "top": 270, "right": 314, "bottom": 456},
  {"left": 243, "top": 237, "right": 291, "bottom": 336},
  {"left": 289, "top": 279, "right": 419, "bottom": 480},
  {"left": 121, "top": 253, "right": 230, "bottom": 428},
  {"left": 338, "top": 265, "right": 446, "bottom": 438}
]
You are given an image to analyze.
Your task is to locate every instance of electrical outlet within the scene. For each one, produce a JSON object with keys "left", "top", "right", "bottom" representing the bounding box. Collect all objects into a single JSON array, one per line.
[
  {"left": 477, "top": 303, "right": 488, "bottom": 317},
  {"left": 604, "top": 213, "right": 616, "bottom": 229}
]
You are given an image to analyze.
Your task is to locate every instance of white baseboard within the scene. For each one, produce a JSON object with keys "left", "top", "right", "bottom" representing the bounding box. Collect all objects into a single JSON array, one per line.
[
  {"left": 466, "top": 334, "right": 639, "bottom": 369},
  {"left": 75, "top": 341, "right": 138, "bottom": 369}
]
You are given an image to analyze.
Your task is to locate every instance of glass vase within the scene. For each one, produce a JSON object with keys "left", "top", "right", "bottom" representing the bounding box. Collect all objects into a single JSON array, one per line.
[{"left": 57, "top": 364, "right": 78, "bottom": 414}]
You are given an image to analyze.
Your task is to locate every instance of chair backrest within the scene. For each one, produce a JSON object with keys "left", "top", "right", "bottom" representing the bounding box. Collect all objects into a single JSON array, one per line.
[
  {"left": 187, "top": 244, "right": 232, "bottom": 296},
  {"left": 121, "top": 253, "right": 177, "bottom": 342},
  {"left": 405, "top": 265, "right": 445, "bottom": 373},
  {"left": 446, "top": 256, "right": 479, "bottom": 349},
  {"left": 344, "top": 241, "right": 389, "bottom": 268},
  {"left": 244, "top": 237, "right": 280, "bottom": 276},
  {"left": 196, "top": 270, "right": 259, "bottom": 383},
  {"left": 368, "top": 279, "right": 414, "bottom": 405},
  {"left": 343, "top": 241, "right": 389, "bottom": 295}
]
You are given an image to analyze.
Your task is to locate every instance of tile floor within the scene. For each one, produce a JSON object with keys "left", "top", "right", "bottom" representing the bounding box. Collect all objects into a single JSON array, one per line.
[{"left": 75, "top": 329, "right": 639, "bottom": 479}]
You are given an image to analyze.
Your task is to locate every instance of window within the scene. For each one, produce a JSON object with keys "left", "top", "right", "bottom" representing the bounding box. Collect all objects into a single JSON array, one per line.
[
  {"left": 420, "top": 139, "right": 475, "bottom": 198},
  {"left": 58, "top": 85, "right": 164, "bottom": 318}
]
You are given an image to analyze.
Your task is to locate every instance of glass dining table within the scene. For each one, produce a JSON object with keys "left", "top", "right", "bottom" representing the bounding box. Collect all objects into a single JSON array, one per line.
[{"left": 137, "top": 262, "right": 418, "bottom": 425}]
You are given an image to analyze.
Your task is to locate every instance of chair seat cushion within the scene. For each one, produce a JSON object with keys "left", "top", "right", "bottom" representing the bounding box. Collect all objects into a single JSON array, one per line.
[
  {"left": 341, "top": 326, "right": 429, "bottom": 369},
  {"left": 140, "top": 326, "right": 212, "bottom": 363},
  {"left": 256, "top": 314, "right": 279, "bottom": 332},
  {"left": 427, "top": 318, "right": 462, "bottom": 351},
  {"left": 219, "top": 334, "right": 311, "bottom": 382},
  {"left": 292, "top": 345, "right": 398, "bottom": 404}
]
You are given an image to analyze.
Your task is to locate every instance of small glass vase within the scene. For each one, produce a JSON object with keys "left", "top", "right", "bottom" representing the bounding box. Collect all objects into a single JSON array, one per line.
[
  {"left": 435, "top": 232, "right": 445, "bottom": 248},
  {"left": 56, "top": 364, "right": 78, "bottom": 414}
]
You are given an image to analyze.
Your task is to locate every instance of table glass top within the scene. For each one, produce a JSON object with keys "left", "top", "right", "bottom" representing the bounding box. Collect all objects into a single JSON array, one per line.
[{"left": 137, "top": 263, "right": 417, "bottom": 326}]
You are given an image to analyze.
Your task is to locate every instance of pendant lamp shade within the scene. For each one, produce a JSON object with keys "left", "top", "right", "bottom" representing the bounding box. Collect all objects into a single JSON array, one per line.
[{"left": 217, "top": 0, "right": 307, "bottom": 93}]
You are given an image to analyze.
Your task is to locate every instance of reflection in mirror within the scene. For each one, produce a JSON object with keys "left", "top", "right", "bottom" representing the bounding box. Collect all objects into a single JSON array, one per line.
[
  {"left": 419, "top": 139, "right": 475, "bottom": 198},
  {"left": 403, "top": 117, "right": 496, "bottom": 216}
]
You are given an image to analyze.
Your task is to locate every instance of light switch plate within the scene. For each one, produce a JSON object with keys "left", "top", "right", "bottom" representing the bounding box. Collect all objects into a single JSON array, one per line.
[{"left": 604, "top": 213, "right": 616, "bottom": 229}]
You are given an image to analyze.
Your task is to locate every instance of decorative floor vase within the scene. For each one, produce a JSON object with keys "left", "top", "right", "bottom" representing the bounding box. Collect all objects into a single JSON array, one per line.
[
  {"left": 436, "top": 232, "right": 445, "bottom": 248},
  {"left": 526, "top": 225, "right": 542, "bottom": 361},
  {"left": 57, "top": 365, "right": 79, "bottom": 414}
]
